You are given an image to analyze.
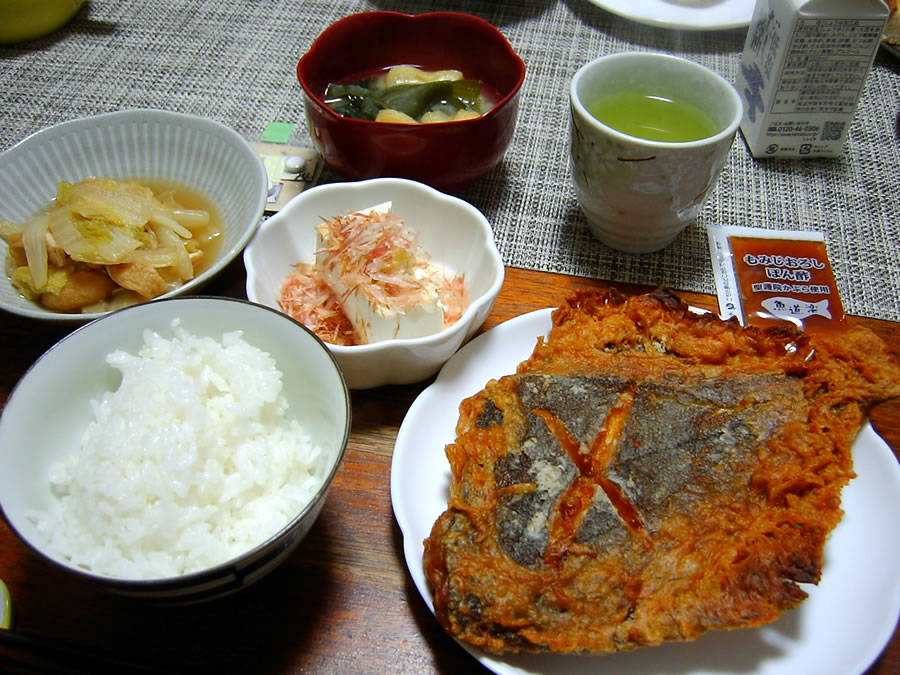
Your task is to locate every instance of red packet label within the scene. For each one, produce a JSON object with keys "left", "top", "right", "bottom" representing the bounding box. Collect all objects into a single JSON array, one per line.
[{"left": 708, "top": 225, "right": 846, "bottom": 333}]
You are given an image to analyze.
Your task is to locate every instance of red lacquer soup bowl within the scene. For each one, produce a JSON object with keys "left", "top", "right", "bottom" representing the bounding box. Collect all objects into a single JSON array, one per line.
[{"left": 297, "top": 11, "right": 526, "bottom": 192}]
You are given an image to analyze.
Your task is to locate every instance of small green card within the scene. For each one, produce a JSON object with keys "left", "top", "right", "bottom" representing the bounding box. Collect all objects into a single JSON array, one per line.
[{"left": 260, "top": 122, "right": 296, "bottom": 144}]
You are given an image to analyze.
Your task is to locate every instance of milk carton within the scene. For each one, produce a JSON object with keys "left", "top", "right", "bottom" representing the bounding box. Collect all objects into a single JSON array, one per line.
[{"left": 736, "top": 0, "right": 889, "bottom": 158}]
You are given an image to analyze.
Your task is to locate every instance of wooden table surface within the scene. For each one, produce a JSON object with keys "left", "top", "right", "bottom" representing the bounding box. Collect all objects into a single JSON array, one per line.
[{"left": 1, "top": 263, "right": 898, "bottom": 674}]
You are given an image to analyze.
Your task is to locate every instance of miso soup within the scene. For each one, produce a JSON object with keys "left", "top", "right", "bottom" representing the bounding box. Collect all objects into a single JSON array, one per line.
[{"left": 324, "top": 64, "right": 501, "bottom": 124}]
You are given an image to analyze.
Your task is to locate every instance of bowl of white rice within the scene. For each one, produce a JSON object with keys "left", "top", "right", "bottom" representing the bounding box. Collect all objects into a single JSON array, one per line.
[{"left": 0, "top": 296, "right": 350, "bottom": 603}]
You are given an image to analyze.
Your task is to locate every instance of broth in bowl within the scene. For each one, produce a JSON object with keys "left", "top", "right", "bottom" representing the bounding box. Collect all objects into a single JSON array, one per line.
[{"left": 324, "top": 64, "right": 501, "bottom": 124}]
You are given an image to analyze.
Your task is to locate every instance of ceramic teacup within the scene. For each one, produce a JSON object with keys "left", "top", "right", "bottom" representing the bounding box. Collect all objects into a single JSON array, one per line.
[{"left": 569, "top": 52, "right": 742, "bottom": 254}]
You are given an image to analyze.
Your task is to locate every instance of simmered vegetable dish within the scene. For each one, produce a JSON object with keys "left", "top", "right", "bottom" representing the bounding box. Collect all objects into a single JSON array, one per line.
[{"left": 1, "top": 177, "right": 221, "bottom": 313}]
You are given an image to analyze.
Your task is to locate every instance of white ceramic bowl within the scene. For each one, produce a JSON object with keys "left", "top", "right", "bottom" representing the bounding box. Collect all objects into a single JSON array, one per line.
[
  {"left": 0, "top": 297, "right": 350, "bottom": 603},
  {"left": 0, "top": 109, "right": 268, "bottom": 324},
  {"left": 244, "top": 178, "right": 505, "bottom": 389}
]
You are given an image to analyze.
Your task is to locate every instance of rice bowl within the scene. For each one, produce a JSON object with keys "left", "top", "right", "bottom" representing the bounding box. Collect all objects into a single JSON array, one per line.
[
  {"left": 31, "top": 322, "right": 330, "bottom": 580},
  {"left": 0, "top": 296, "right": 350, "bottom": 603}
]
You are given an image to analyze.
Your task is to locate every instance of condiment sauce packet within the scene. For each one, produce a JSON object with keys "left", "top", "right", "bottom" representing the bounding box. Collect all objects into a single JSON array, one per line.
[{"left": 707, "top": 224, "right": 845, "bottom": 333}]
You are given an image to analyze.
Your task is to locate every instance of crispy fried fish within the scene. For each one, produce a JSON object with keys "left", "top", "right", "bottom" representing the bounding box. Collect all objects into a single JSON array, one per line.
[{"left": 424, "top": 288, "right": 900, "bottom": 654}]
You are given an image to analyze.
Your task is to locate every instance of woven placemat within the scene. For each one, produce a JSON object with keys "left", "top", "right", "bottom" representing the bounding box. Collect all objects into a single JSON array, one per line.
[{"left": 1, "top": 0, "right": 897, "bottom": 321}]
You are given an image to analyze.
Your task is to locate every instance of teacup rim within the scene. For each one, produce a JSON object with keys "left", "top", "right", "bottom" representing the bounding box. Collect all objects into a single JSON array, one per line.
[{"left": 569, "top": 51, "right": 742, "bottom": 149}]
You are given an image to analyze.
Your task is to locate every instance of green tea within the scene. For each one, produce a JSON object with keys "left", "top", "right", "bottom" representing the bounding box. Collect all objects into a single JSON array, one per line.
[{"left": 587, "top": 91, "right": 719, "bottom": 142}]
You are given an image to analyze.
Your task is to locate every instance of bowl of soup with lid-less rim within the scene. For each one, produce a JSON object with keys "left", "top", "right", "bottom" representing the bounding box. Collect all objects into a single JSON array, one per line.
[{"left": 297, "top": 11, "right": 526, "bottom": 193}]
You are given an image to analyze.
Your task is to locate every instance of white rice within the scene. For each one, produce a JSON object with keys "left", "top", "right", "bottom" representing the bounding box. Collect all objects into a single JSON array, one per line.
[{"left": 32, "top": 321, "right": 329, "bottom": 580}]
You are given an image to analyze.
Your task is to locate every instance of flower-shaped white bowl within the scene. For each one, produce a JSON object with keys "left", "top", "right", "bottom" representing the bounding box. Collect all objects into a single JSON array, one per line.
[
  {"left": 0, "top": 109, "right": 268, "bottom": 324},
  {"left": 0, "top": 296, "right": 350, "bottom": 603},
  {"left": 244, "top": 178, "right": 505, "bottom": 389}
]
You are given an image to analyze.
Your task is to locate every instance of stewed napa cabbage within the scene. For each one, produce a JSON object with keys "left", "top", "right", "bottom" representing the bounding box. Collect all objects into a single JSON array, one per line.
[{"left": 0, "top": 177, "right": 221, "bottom": 313}]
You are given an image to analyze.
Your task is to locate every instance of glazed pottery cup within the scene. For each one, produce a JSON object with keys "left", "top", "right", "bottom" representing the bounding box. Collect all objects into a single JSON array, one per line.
[{"left": 569, "top": 52, "right": 742, "bottom": 253}]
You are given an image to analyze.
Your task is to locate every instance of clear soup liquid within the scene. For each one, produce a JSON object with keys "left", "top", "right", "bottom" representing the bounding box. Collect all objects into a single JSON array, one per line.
[{"left": 587, "top": 91, "right": 719, "bottom": 142}]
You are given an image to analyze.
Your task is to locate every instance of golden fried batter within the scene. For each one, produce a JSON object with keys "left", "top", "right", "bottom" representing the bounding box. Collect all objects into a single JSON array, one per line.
[{"left": 424, "top": 288, "right": 900, "bottom": 654}]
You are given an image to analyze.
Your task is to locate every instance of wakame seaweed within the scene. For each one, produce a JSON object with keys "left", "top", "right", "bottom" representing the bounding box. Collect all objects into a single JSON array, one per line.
[{"left": 324, "top": 79, "right": 483, "bottom": 122}]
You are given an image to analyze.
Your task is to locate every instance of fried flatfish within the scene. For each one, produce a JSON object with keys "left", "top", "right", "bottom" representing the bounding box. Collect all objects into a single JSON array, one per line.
[{"left": 424, "top": 288, "right": 900, "bottom": 654}]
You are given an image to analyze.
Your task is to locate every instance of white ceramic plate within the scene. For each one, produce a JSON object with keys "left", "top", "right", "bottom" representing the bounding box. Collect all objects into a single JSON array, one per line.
[
  {"left": 588, "top": 0, "right": 754, "bottom": 31},
  {"left": 0, "top": 110, "right": 267, "bottom": 324},
  {"left": 391, "top": 308, "right": 900, "bottom": 675}
]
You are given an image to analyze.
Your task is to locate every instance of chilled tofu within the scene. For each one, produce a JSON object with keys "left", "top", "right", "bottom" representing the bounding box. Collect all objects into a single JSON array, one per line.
[
  {"left": 314, "top": 203, "right": 447, "bottom": 343},
  {"left": 335, "top": 279, "right": 444, "bottom": 343}
]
